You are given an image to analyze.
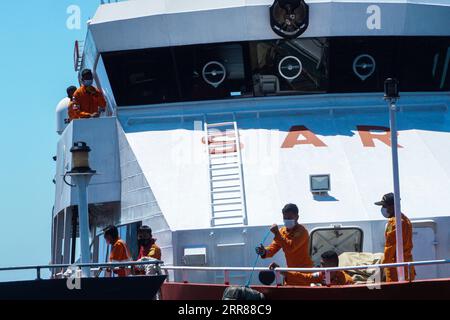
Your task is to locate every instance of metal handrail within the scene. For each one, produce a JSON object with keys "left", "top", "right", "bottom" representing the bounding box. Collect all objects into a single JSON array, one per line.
[
  {"left": 160, "top": 258, "right": 450, "bottom": 286},
  {"left": 162, "top": 258, "right": 450, "bottom": 273},
  {"left": 1, "top": 258, "right": 448, "bottom": 284},
  {"left": 0, "top": 260, "right": 163, "bottom": 280}
]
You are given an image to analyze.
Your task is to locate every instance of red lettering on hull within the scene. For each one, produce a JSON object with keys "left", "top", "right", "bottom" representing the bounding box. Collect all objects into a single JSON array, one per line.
[
  {"left": 281, "top": 126, "right": 327, "bottom": 148},
  {"left": 357, "top": 125, "right": 403, "bottom": 148},
  {"left": 200, "top": 125, "right": 404, "bottom": 150},
  {"left": 202, "top": 131, "right": 243, "bottom": 154}
]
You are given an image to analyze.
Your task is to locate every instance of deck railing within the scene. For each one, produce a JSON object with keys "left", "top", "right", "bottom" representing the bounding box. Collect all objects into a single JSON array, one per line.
[
  {"left": 0, "top": 258, "right": 449, "bottom": 286},
  {"left": 160, "top": 258, "right": 450, "bottom": 286},
  {"left": 0, "top": 260, "right": 163, "bottom": 280}
]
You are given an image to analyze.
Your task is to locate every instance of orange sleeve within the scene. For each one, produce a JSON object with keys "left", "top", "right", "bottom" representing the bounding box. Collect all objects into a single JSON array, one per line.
[
  {"left": 275, "top": 229, "right": 309, "bottom": 252},
  {"left": 344, "top": 272, "right": 355, "bottom": 285},
  {"left": 288, "top": 272, "right": 317, "bottom": 281},
  {"left": 72, "top": 90, "right": 81, "bottom": 106},
  {"left": 284, "top": 272, "right": 319, "bottom": 286},
  {"left": 148, "top": 246, "right": 162, "bottom": 260},
  {"left": 97, "top": 90, "right": 106, "bottom": 108},
  {"left": 403, "top": 220, "right": 413, "bottom": 249},
  {"left": 68, "top": 102, "right": 91, "bottom": 119},
  {"left": 68, "top": 101, "right": 79, "bottom": 120},
  {"left": 332, "top": 271, "right": 354, "bottom": 285},
  {"left": 383, "top": 221, "right": 396, "bottom": 263},
  {"left": 110, "top": 242, "right": 128, "bottom": 262},
  {"left": 264, "top": 236, "right": 282, "bottom": 258}
]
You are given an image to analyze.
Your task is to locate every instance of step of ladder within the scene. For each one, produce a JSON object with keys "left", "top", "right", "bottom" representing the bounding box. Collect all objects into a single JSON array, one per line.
[{"left": 205, "top": 120, "right": 248, "bottom": 227}]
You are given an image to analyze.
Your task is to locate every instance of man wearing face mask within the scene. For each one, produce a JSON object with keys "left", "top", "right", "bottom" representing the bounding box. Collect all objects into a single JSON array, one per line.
[
  {"left": 137, "top": 226, "right": 161, "bottom": 261},
  {"left": 68, "top": 69, "right": 106, "bottom": 121},
  {"left": 375, "top": 193, "right": 415, "bottom": 282},
  {"left": 256, "top": 203, "right": 314, "bottom": 286},
  {"left": 134, "top": 226, "right": 162, "bottom": 276}
]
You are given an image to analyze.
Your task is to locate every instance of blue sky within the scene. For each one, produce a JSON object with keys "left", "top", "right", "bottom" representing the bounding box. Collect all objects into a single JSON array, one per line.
[{"left": 0, "top": 1, "right": 99, "bottom": 281}]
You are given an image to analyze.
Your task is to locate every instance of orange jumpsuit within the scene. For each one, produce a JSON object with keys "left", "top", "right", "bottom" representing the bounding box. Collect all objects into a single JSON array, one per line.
[
  {"left": 68, "top": 85, "right": 106, "bottom": 121},
  {"left": 135, "top": 242, "right": 162, "bottom": 275},
  {"left": 146, "top": 244, "right": 162, "bottom": 260},
  {"left": 324, "top": 271, "right": 354, "bottom": 286},
  {"left": 138, "top": 241, "right": 162, "bottom": 260},
  {"left": 109, "top": 238, "right": 132, "bottom": 277},
  {"left": 286, "top": 270, "right": 354, "bottom": 286},
  {"left": 264, "top": 224, "right": 314, "bottom": 286},
  {"left": 382, "top": 214, "right": 415, "bottom": 282}
]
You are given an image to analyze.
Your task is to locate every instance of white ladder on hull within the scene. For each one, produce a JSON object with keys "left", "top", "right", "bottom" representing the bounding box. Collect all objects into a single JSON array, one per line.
[{"left": 204, "top": 121, "right": 248, "bottom": 227}]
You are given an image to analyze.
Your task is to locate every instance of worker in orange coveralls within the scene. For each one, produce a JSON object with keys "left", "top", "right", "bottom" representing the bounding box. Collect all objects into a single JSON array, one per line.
[
  {"left": 263, "top": 250, "right": 355, "bottom": 286},
  {"left": 256, "top": 203, "right": 315, "bottom": 286},
  {"left": 137, "top": 226, "right": 161, "bottom": 261},
  {"left": 68, "top": 69, "right": 106, "bottom": 121},
  {"left": 104, "top": 225, "right": 132, "bottom": 277},
  {"left": 318, "top": 250, "right": 354, "bottom": 286},
  {"left": 134, "top": 225, "right": 162, "bottom": 275},
  {"left": 375, "top": 193, "right": 415, "bottom": 282}
]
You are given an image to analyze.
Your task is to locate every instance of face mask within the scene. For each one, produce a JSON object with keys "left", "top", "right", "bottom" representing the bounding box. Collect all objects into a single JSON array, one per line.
[
  {"left": 138, "top": 238, "right": 152, "bottom": 247},
  {"left": 381, "top": 207, "right": 390, "bottom": 218},
  {"left": 82, "top": 79, "right": 93, "bottom": 86},
  {"left": 283, "top": 219, "right": 296, "bottom": 229}
]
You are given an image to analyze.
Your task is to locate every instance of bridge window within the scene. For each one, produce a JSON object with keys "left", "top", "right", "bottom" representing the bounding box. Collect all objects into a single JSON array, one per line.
[
  {"left": 102, "top": 37, "right": 450, "bottom": 107},
  {"left": 329, "top": 37, "right": 450, "bottom": 93},
  {"left": 103, "top": 43, "right": 252, "bottom": 106},
  {"left": 174, "top": 43, "right": 253, "bottom": 101},
  {"left": 250, "top": 38, "right": 329, "bottom": 95},
  {"left": 103, "top": 48, "right": 180, "bottom": 106}
]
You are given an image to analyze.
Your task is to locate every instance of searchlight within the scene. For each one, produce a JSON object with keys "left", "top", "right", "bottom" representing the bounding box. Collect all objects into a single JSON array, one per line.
[
  {"left": 270, "top": 0, "right": 309, "bottom": 39},
  {"left": 310, "top": 174, "right": 331, "bottom": 194}
]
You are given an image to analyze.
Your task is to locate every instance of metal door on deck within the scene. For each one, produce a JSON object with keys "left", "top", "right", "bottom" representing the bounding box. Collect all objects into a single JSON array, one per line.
[{"left": 412, "top": 227, "right": 437, "bottom": 279}]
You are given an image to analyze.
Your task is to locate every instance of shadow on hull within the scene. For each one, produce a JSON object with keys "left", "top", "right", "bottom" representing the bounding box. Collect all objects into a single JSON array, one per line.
[{"left": 0, "top": 276, "right": 166, "bottom": 300}]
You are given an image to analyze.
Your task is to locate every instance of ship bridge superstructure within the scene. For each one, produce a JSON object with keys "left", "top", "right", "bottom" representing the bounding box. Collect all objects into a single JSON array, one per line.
[{"left": 52, "top": 0, "right": 450, "bottom": 284}]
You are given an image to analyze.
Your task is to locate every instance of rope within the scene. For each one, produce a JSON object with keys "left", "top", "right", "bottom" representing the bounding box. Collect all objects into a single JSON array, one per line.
[{"left": 245, "top": 228, "right": 272, "bottom": 287}]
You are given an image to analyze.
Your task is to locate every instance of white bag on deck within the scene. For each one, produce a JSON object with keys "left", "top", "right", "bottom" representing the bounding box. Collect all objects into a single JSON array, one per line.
[{"left": 339, "top": 252, "right": 384, "bottom": 283}]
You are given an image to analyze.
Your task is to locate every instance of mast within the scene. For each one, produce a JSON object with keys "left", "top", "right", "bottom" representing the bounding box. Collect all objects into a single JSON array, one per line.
[{"left": 385, "top": 78, "right": 405, "bottom": 281}]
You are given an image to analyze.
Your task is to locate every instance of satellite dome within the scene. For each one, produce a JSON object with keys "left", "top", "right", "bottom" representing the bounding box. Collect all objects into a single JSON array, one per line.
[{"left": 56, "top": 97, "right": 70, "bottom": 135}]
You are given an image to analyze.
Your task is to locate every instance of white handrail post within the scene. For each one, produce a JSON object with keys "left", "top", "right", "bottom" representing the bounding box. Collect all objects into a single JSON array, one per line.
[
  {"left": 389, "top": 100, "right": 405, "bottom": 282},
  {"left": 408, "top": 263, "right": 412, "bottom": 283},
  {"left": 77, "top": 266, "right": 83, "bottom": 280},
  {"left": 275, "top": 271, "right": 282, "bottom": 286},
  {"left": 182, "top": 269, "right": 188, "bottom": 283},
  {"left": 224, "top": 270, "right": 230, "bottom": 285},
  {"left": 325, "top": 270, "right": 331, "bottom": 286},
  {"left": 163, "top": 269, "right": 170, "bottom": 282}
]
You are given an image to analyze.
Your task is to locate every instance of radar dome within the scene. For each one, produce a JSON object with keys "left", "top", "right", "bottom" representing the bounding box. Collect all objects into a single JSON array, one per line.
[{"left": 56, "top": 97, "right": 70, "bottom": 135}]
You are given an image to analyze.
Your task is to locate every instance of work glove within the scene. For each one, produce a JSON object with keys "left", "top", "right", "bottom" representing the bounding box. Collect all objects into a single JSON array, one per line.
[{"left": 255, "top": 244, "right": 266, "bottom": 257}]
